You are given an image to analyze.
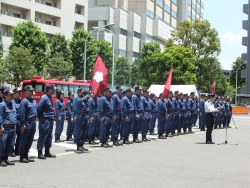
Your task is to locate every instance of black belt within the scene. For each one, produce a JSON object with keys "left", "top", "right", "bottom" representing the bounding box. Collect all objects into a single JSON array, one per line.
[
  {"left": 160, "top": 112, "right": 166, "bottom": 115},
  {"left": 137, "top": 110, "right": 143, "bottom": 113},
  {"left": 80, "top": 112, "right": 88, "bottom": 116},
  {"left": 3, "top": 124, "right": 15, "bottom": 128},
  {"left": 26, "top": 117, "right": 36, "bottom": 120},
  {"left": 145, "top": 110, "right": 151, "bottom": 112},
  {"left": 104, "top": 114, "right": 112, "bottom": 117},
  {"left": 127, "top": 110, "right": 134, "bottom": 113},
  {"left": 92, "top": 112, "right": 99, "bottom": 114},
  {"left": 16, "top": 116, "right": 20, "bottom": 120},
  {"left": 44, "top": 116, "right": 54, "bottom": 119}
]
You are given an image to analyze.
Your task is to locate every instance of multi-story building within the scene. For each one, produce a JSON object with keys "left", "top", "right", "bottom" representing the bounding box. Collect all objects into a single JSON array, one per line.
[
  {"left": 88, "top": 0, "right": 204, "bottom": 63},
  {"left": 240, "top": 0, "right": 250, "bottom": 104},
  {"left": 0, "top": 0, "right": 88, "bottom": 57},
  {"left": 223, "top": 70, "right": 231, "bottom": 82}
]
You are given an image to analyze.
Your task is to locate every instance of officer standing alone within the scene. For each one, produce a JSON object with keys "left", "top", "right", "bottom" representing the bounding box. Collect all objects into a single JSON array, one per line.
[
  {"left": 0, "top": 88, "right": 16, "bottom": 167},
  {"left": 37, "top": 84, "right": 56, "bottom": 159}
]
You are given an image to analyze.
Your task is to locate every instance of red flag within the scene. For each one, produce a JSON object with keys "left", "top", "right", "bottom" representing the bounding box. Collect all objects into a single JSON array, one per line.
[
  {"left": 91, "top": 55, "right": 108, "bottom": 97},
  {"left": 210, "top": 78, "right": 216, "bottom": 94},
  {"left": 162, "top": 68, "right": 172, "bottom": 98}
]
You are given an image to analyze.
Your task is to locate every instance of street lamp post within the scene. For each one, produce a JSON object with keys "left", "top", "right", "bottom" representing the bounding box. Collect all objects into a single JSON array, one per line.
[
  {"left": 83, "top": 23, "right": 115, "bottom": 80},
  {"left": 235, "top": 61, "right": 247, "bottom": 105},
  {"left": 92, "top": 27, "right": 115, "bottom": 88}
]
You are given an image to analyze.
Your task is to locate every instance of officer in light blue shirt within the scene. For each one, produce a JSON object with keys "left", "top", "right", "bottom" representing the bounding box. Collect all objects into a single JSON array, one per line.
[
  {"left": 0, "top": 88, "right": 16, "bottom": 167},
  {"left": 55, "top": 90, "right": 66, "bottom": 143},
  {"left": 37, "top": 84, "right": 56, "bottom": 159},
  {"left": 19, "top": 85, "right": 37, "bottom": 163}
]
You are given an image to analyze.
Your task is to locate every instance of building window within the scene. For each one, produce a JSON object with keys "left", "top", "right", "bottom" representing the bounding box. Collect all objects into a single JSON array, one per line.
[
  {"left": 45, "top": 21, "right": 51, "bottom": 25},
  {"left": 156, "top": 15, "right": 162, "bottom": 20},
  {"left": 146, "top": 9, "right": 154, "bottom": 19},
  {"left": 133, "top": 52, "right": 140, "bottom": 58},
  {"left": 197, "top": 8, "right": 200, "bottom": 14},
  {"left": 13, "top": 13, "right": 20, "bottom": 18},
  {"left": 201, "top": 1, "right": 204, "bottom": 8},
  {"left": 119, "top": 49, "right": 127, "bottom": 57},
  {"left": 200, "top": 12, "right": 204, "bottom": 18},
  {"left": 120, "top": 28, "right": 127, "bottom": 36},
  {"left": 164, "top": 4, "right": 170, "bottom": 13},
  {"left": 134, "top": 31, "right": 141, "bottom": 39},
  {"left": 192, "top": 14, "right": 195, "bottom": 21},
  {"left": 45, "top": 2, "right": 52, "bottom": 6},
  {"left": 172, "top": 10, "right": 177, "bottom": 18},
  {"left": 188, "top": 0, "right": 192, "bottom": 6},
  {"left": 172, "top": 0, "right": 177, "bottom": 5},
  {"left": 188, "top": 11, "right": 191, "bottom": 18},
  {"left": 156, "top": 0, "right": 163, "bottom": 7},
  {"left": 197, "top": 0, "right": 201, "bottom": 4}
]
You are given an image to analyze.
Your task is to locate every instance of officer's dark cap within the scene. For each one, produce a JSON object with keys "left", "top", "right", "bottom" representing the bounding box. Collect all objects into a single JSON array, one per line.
[
  {"left": 24, "top": 85, "right": 35, "bottom": 92},
  {"left": 3, "top": 88, "right": 14, "bottom": 95},
  {"left": 0, "top": 86, "right": 8, "bottom": 93},
  {"left": 106, "top": 88, "right": 112, "bottom": 92},
  {"left": 169, "top": 91, "right": 173, "bottom": 94},
  {"left": 201, "top": 94, "right": 205, "bottom": 97},
  {"left": 122, "top": 90, "right": 126, "bottom": 95},
  {"left": 174, "top": 90, "right": 179, "bottom": 94},
  {"left": 190, "top": 91, "right": 195, "bottom": 95},
  {"left": 68, "top": 91, "right": 74, "bottom": 96},
  {"left": 125, "top": 88, "right": 132, "bottom": 93},
  {"left": 134, "top": 85, "right": 142, "bottom": 91},
  {"left": 143, "top": 89, "right": 149, "bottom": 93},
  {"left": 179, "top": 92, "right": 183, "bottom": 95},
  {"left": 208, "top": 94, "right": 215, "bottom": 98},
  {"left": 46, "top": 84, "right": 56, "bottom": 90},
  {"left": 112, "top": 91, "right": 116, "bottom": 95},
  {"left": 13, "top": 87, "right": 22, "bottom": 93},
  {"left": 150, "top": 93, "right": 155, "bottom": 97},
  {"left": 116, "top": 85, "right": 122, "bottom": 89},
  {"left": 215, "top": 96, "right": 219, "bottom": 99},
  {"left": 159, "top": 93, "right": 163, "bottom": 97},
  {"left": 58, "top": 90, "right": 64, "bottom": 95},
  {"left": 78, "top": 88, "right": 84, "bottom": 92},
  {"left": 184, "top": 93, "right": 188, "bottom": 96}
]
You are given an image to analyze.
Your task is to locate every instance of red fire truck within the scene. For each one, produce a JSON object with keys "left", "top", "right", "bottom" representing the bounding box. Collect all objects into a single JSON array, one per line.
[{"left": 21, "top": 76, "right": 91, "bottom": 104}]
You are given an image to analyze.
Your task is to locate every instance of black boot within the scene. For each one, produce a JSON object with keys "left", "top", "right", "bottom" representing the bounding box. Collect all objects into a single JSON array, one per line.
[
  {"left": 45, "top": 149, "right": 56, "bottom": 158},
  {"left": 25, "top": 153, "right": 34, "bottom": 162},
  {"left": 76, "top": 143, "right": 84, "bottom": 151},
  {"left": 66, "top": 134, "right": 73, "bottom": 141},
  {"left": 58, "top": 136, "right": 64, "bottom": 142},
  {"left": 89, "top": 137, "right": 96, "bottom": 145},
  {"left": 15, "top": 147, "right": 19, "bottom": 156},
  {"left": 20, "top": 153, "right": 29, "bottom": 163},
  {"left": 123, "top": 138, "right": 130, "bottom": 145},
  {"left": 55, "top": 136, "right": 60, "bottom": 142},
  {"left": 5, "top": 156, "right": 15, "bottom": 165},
  {"left": 38, "top": 150, "right": 46, "bottom": 159},
  {"left": 9, "top": 148, "right": 15, "bottom": 157},
  {"left": 101, "top": 142, "right": 109, "bottom": 148},
  {"left": 113, "top": 138, "right": 120, "bottom": 146},
  {"left": 0, "top": 157, "right": 7, "bottom": 167}
]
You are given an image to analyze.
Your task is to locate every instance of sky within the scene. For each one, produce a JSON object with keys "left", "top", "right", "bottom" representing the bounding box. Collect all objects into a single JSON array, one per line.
[{"left": 204, "top": 0, "right": 247, "bottom": 70}]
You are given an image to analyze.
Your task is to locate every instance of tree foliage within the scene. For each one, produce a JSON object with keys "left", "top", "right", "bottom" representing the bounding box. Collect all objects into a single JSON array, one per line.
[
  {"left": 69, "top": 28, "right": 96, "bottom": 80},
  {"left": 115, "top": 57, "right": 131, "bottom": 85},
  {"left": 44, "top": 57, "right": 73, "bottom": 81},
  {"left": 50, "top": 33, "right": 72, "bottom": 62},
  {"left": 10, "top": 20, "right": 48, "bottom": 73},
  {"left": 229, "top": 57, "right": 246, "bottom": 90},
  {"left": 4, "top": 47, "right": 36, "bottom": 87}
]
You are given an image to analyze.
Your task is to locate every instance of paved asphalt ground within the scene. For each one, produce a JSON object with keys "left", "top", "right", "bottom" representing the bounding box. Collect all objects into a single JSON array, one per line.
[{"left": 1, "top": 115, "right": 250, "bottom": 188}]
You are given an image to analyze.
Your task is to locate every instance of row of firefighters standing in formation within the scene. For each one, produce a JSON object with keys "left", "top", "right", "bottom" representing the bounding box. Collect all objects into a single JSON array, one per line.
[{"left": 0, "top": 84, "right": 232, "bottom": 167}]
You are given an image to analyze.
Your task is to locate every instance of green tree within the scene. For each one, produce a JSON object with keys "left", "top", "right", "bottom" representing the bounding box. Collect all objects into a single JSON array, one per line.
[
  {"left": 69, "top": 28, "right": 96, "bottom": 80},
  {"left": 44, "top": 57, "right": 73, "bottom": 80},
  {"left": 130, "top": 58, "right": 141, "bottom": 87},
  {"left": 139, "top": 45, "right": 196, "bottom": 88},
  {"left": 141, "top": 42, "right": 161, "bottom": 59},
  {"left": 50, "top": 33, "right": 72, "bottom": 62},
  {"left": 115, "top": 57, "right": 131, "bottom": 85},
  {"left": 10, "top": 20, "right": 48, "bottom": 73},
  {"left": 229, "top": 57, "right": 246, "bottom": 90},
  {"left": 4, "top": 47, "right": 36, "bottom": 87}
]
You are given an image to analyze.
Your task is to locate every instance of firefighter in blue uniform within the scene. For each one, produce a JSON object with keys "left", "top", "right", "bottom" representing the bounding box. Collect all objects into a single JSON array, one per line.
[
  {"left": 73, "top": 88, "right": 89, "bottom": 151},
  {"left": 88, "top": 94, "right": 100, "bottom": 145},
  {"left": 219, "top": 97, "right": 225, "bottom": 128},
  {"left": 149, "top": 93, "right": 157, "bottom": 135},
  {"left": 172, "top": 91, "right": 180, "bottom": 136},
  {"left": 194, "top": 96, "right": 199, "bottom": 127},
  {"left": 10, "top": 87, "right": 22, "bottom": 157},
  {"left": 227, "top": 98, "right": 232, "bottom": 128},
  {"left": 0, "top": 88, "right": 16, "bottom": 167},
  {"left": 37, "top": 84, "right": 56, "bottom": 159},
  {"left": 157, "top": 93, "right": 167, "bottom": 139},
  {"left": 0, "top": 86, "right": 7, "bottom": 103},
  {"left": 165, "top": 91, "right": 173, "bottom": 137},
  {"left": 112, "top": 85, "right": 123, "bottom": 145},
  {"left": 182, "top": 93, "right": 188, "bottom": 134},
  {"left": 188, "top": 92, "right": 196, "bottom": 134},
  {"left": 177, "top": 92, "right": 184, "bottom": 135},
  {"left": 19, "top": 85, "right": 37, "bottom": 163},
  {"left": 122, "top": 88, "right": 135, "bottom": 144},
  {"left": 141, "top": 89, "right": 151, "bottom": 142},
  {"left": 214, "top": 96, "right": 220, "bottom": 129},
  {"left": 66, "top": 91, "right": 74, "bottom": 141},
  {"left": 55, "top": 90, "right": 66, "bottom": 142},
  {"left": 132, "top": 86, "right": 144, "bottom": 143},
  {"left": 199, "top": 94, "right": 206, "bottom": 131},
  {"left": 99, "top": 88, "right": 115, "bottom": 148}
]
